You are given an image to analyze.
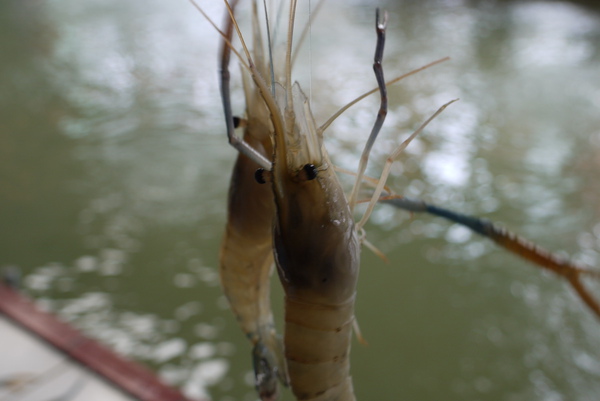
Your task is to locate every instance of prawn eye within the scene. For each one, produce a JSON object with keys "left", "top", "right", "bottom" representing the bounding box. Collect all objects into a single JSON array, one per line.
[
  {"left": 302, "top": 164, "right": 318, "bottom": 181},
  {"left": 255, "top": 168, "right": 266, "bottom": 184},
  {"left": 232, "top": 116, "right": 248, "bottom": 128}
]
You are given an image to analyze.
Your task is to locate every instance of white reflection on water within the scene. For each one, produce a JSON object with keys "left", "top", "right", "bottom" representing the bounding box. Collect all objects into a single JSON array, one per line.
[
  {"left": 190, "top": 342, "right": 216, "bottom": 360},
  {"left": 175, "top": 301, "right": 202, "bottom": 321},
  {"left": 22, "top": 260, "right": 232, "bottom": 397},
  {"left": 24, "top": 263, "right": 65, "bottom": 291},
  {"left": 183, "top": 359, "right": 230, "bottom": 400},
  {"left": 153, "top": 337, "right": 187, "bottom": 363},
  {"left": 422, "top": 101, "right": 479, "bottom": 187},
  {"left": 194, "top": 322, "right": 221, "bottom": 340},
  {"left": 512, "top": 2, "right": 596, "bottom": 68},
  {"left": 445, "top": 224, "right": 472, "bottom": 244}
]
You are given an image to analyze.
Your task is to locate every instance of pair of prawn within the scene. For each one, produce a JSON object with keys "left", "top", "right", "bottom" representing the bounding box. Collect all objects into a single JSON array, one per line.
[
  {"left": 215, "top": 1, "right": 360, "bottom": 398},
  {"left": 195, "top": 1, "right": 600, "bottom": 401},
  {"left": 194, "top": 1, "right": 454, "bottom": 400}
]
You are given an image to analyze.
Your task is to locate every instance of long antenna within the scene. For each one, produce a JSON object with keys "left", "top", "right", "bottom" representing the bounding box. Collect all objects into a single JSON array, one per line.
[
  {"left": 357, "top": 98, "right": 458, "bottom": 231},
  {"left": 348, "top": 9, "right": 389, "bottom": 213},
  {"left": 318, "top": 57, "right": 449, "bottom": 135}
]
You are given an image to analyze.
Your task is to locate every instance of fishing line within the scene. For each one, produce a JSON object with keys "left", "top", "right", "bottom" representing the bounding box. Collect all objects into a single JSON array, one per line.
[
  {"left": 262, "top": 0, "right": 276, "bottom": 97},
  {"left": 309, "top": 0, "right": 313, "bottom": 103},
  {"left": 272, "top": 0, "right": 285, "bottom": 58}
]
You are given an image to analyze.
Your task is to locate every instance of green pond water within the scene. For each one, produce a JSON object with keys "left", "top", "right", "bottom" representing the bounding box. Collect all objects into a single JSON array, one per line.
[{"left": 1, "top": 0, "right": 600, "bottom": 400}]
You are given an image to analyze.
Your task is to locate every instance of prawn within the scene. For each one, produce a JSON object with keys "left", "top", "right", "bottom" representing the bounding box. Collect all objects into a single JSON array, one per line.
[
  {"left": 262, "top": 7, "right": 389, "bottom": 399},
  {"left": 213, "top": 1, "right": 286, "bottom": 399},
  {"left": 256, "top": 6, "right": 450, "bottom": 398}
]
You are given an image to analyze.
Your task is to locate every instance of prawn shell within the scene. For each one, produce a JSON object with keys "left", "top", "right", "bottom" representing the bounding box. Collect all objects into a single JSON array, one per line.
[
  {"left": 284, "top": 297, "right": 355, "bottom": 362},
  {"left": 273, "top": 166, "right": 360, "bottom": 306},
  {"left": 220, "top": 132, "right": 275, "bottom": 343}
]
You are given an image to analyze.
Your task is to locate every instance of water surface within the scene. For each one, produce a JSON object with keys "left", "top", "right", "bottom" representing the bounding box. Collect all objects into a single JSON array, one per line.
[{"left": 1, "top": 1, "right": 600, "bottom": 400}]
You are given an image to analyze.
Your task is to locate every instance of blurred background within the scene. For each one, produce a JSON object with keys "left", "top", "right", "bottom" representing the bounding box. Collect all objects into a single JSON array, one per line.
[{"left": 1, "top": 0, "right": 600, "bottom": 400}]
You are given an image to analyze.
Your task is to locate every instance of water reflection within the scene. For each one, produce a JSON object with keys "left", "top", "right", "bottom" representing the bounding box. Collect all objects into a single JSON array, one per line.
[{"left": 1, "top": 0, "right": 600, "bottom": 400}]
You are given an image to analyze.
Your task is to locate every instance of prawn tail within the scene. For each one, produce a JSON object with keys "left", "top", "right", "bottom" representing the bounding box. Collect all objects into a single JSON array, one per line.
[
  {"left": 284, "top": 297, "right": 356, "bottom": 401},
  {"left": 252, "top": 332, "right": 289, "bottom": 401},
  {"left": 219, "top": 226, "right": 288, "bottom": 397}
]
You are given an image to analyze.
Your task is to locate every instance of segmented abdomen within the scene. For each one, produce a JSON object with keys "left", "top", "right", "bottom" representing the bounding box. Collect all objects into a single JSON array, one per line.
[{"left": 284, "top": 296, "right": 356, "bottom": 401}]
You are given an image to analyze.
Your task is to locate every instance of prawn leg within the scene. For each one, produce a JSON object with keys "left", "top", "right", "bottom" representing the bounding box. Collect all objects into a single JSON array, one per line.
[{"left": 381, "top": 195, "right": 600, "bottom": 317}]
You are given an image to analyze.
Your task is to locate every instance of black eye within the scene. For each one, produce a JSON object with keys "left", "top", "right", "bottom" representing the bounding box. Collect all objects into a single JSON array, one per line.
[
  {"left": 255, "top": 168, "right": 266, "bottom": 184},
  {"left": 303, "top": 164, "right": 318, "bottom": 180}
]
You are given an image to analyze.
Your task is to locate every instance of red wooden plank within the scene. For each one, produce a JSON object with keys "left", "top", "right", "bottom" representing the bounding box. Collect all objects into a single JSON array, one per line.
[{"left": 0, "top": 283, "right": 206, "bottom": 401}]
